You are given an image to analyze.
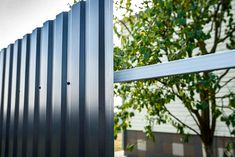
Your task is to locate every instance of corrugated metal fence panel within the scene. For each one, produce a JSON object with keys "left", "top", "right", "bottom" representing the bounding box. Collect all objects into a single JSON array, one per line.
[
  {"left": 0, "top": 49, "right": 6, "bottom": 156},
  {"left": 67, "top": 2, "right": 85, "bottom": 157},
  {"left": 27, "top": 28, "right": 41, "bottom": 157},
  {"left": 38, "top": 21, "right": 53, "bottom": 157},
  {"left": 17, "top": 34, "right": 31, "bottom": 157},
  {"left": 85, "top": 0, "right": 113, "bottom": 157},
  {"left": 0, "top": 1, "right": 114, "bottom": 157},
  {"left": 1, "top": 45, "right": 14, "bottom": 157},
  {"left": 9, "top": 40, "right": 21, "bottom": 157},
  {"left": 1, "top": 47, "right": 8, "bottom": 157},
  {"left": 51, "top": 12, "right": 68, "bottom": 157}
]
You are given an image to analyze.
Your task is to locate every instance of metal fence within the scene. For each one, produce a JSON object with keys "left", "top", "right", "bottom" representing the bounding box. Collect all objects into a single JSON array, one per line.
[
  {"left": 0, "top": 1, "right": 113, "bottom": 157},
  {"left": 0, "top": 0, "right": 235, "bottom": 157}
]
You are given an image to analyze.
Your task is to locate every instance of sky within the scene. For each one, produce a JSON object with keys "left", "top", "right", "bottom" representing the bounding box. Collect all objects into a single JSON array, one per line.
[
  {"left": 0, "top": 0, "right": 124, "bottom": 106},
  {"left": 0, "top": 0, "right": 73, "bottom": 49},
  {"left": 0, "top": 0, "right": 144, "bottom": 49}
]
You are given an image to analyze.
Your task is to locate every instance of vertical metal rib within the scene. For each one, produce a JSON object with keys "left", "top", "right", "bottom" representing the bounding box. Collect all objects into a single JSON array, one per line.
[
  {"left": 38, "top": 21, "right": 54, "bottom": 157},
  {"left": 4, "top": 44, "right": 14, "bottom": 157},
  {"left": 85, "top": 0, "right": 113, "bottom": 157},
  {"left": 104, "top": 0, "right": 114, "bottom": 156},
  {"left": 51, "top": 12, "right": 68, "bottom": 157},
  {"left": 0, "top": 48, "right": 6, "bottom": 157},
  {"left": 67, "top": 2, "right": 85, "bottom": 157},
  {"left": 12, "top": 40, "right": 22, "bottom": 157},
  {"left": 8, "top": 40, "right": 21, "bottom": 157},
  {"left": 17, "top": 34, "right": 31, "bottom": 157},
  {"left": 26, "top": 28, "right": 41, "bottom": 157},
  {"left": 2, "top": 44, "right": 14, "bottom": 157},
  {"left": 21, "top": 34, "right": 31, "bottom": 157}
]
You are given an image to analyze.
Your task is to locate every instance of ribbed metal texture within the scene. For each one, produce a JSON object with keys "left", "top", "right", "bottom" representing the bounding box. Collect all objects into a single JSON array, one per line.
[{"left": 0, "top": 1, "right": 114, "bottom": 157}]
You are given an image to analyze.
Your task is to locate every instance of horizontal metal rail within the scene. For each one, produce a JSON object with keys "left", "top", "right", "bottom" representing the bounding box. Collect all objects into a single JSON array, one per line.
[{"left": 114, "top": 50, "right": 235, "bottom": 83}]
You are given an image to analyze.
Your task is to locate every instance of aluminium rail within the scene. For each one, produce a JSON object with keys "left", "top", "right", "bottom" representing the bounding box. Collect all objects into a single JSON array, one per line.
[{"left": 114, "top": 50, "right": 235, "bottom": 83}]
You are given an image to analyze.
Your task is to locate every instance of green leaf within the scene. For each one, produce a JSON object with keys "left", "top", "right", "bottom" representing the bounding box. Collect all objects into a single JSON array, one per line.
[
  {"left": 229, "top": 98, "right": 235, "bottom": 108},
  {"left": 126, "top": 144, "right": 136, "bottom": 152},
  {"left": 196, "top": 101, "right": 209, "bottom": 110}
]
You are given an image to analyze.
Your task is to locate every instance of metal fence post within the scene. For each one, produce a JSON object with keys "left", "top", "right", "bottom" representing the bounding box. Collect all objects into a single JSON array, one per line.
[{"left": 85, "top": 0, "right": 113, "bottom": 157}]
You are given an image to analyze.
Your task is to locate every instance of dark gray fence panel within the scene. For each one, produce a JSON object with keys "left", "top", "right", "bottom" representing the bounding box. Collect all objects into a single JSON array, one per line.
[
  {"left": 51, "top": 12, "right": 68, "bottom": 157},
  {"left": 38, "top": 21, "right": 53, "bottom": 157},
  {"left": 21, "top": 35, "right": 31, "bottom": 157},
  {"left": 4, "top": 44, "right": 15, "bottom": 157},
  {"left": 26, "top": 28, "right": 41, "bottom": 157},
  {"left": 0, "top": 50, "right": 4, "bottom": 108},
  {"left": 12, "top": 41, "right": 22, "bottom": 157},
  {"left": 104, "top": 1, "right": 114, "bottom": 156},
  {"left": 5, "top": 45, "right": 14, "bottom": 157},
  {"left": 9, "top": 40, "right": 22, "bottom": 157},
  {"left": 1, "top": 45, "right": 14, "bottom": 157},
  {"left": 0, "top": 48, "right": 6, "bottom": 157},
  {"left": 85, "top": 0, "right": 113, "bottom": 157},
  {"left": 67, "top": 2, "right": 85, "bottom": 157},
  {"left": 32, "top": 29, "right": 41, "bottom": 157},
  {"left": 17, "top": 35, "right": 31, "bottom": 157},
  {"left": 0, "top": 50, "right": 3, "bottom": 104}
]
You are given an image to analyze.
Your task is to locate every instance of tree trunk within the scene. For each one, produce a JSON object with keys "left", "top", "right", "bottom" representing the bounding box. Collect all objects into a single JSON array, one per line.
[{"left": 204, "top": 142, "right": 213, "bottom": 157}]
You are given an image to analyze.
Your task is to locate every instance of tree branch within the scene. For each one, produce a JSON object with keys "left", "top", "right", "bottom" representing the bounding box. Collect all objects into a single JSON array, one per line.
[
  {"left": 165, "top": 107, "right": 201, "bottom": 136},
  {"left": 157, "top": 80, "right": 202, "bottom": 130},
  {"left": 211, "top": 89, "right": 217, "bottom": 134},
  {"left": 118, "top": 20, "right": 133, "bottom": 37},
  {"left": 198, "top": 40, "right": 208, "bottom": 55},
  {"left": 174, "top": 83, "right": 203, "bottom": 126},
  {"left": 215, "top": 69, "right": 230, "bottom": 93},
  {"left": 210, "top": 2, "right": 222, "bottom": 53},
  {"left": 216, "top": 105, "right": 235, "bottom": 111},
  {"left": 174, "top": 92, "right": 201, "bottom": 130},
  {"left": 219, "top": 28, "right": 235, "bottom": 43},
  {"left": 219, "top": 77, "right": 235, "bottom": 90},
  {"left": 218, "top": 69, "right": 230, "bottom": 83}
]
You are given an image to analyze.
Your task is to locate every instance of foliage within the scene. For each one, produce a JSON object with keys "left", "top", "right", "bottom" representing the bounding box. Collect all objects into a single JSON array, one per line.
[
  {"left": 221, "top": 93, "right": 235, "bottom": 157},
  {"left": 113, "top": 0, "right": 235, "bottom": 156}
]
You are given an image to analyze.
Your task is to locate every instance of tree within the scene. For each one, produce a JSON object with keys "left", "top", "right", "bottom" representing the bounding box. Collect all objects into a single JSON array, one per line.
[{"left": 113, "top": 0, "right": 235, "bottom": 157}]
